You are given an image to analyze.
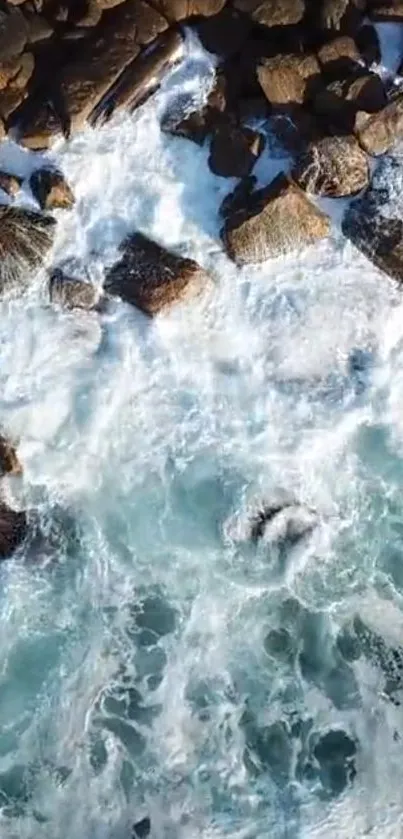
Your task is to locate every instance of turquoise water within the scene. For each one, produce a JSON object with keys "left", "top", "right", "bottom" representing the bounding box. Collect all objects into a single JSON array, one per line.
[{"left": 0, "top": 31, "right": 403, "bottom": 839}]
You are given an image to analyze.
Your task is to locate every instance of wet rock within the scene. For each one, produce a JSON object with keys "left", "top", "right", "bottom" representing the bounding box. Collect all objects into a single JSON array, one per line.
[
  {"left": 220, "top": 174, "right": 256, "bottom": 219},
  {"left": 30, "top": 167, "right": 75, "bottom": 210},
  {"left": 78, "top": 0, "right": 103, "bottom": 27},
  {"left": 354, "top": 94, "right": 403, "bottom": 156},
  {"left": 49, "top": 268, "right": 100, "bottom": 310},
  {"left": 15, "top": 102, "right": 63, "bottom": 150},
  {"left": 314, "top": 71, "right": 387, "bottom": 133},
  {"left": 24, "top": 11, "right": 54, "bottom": 43},
  {"left": 0, "top": 206, "right": 56, "bottom": 295},
  {"left": 293, "top": 135, "right": 369, "bottom": 197},
  {"left": 270, "top": 108, "right": 320, "bottom": 154},
  {"left": 368, "top": 0, "right": 403, "bottom": 21},
  {"left": 161, "top": 73, "right": 226, "bottom": 146},
  {"left": 0, "top": 171, "right": 22, "bottom": 195},
  {"left": 317, "top": 35, "right": 361, "bottom": 77},
  {"left": 320, "top": 0, "right": 366, "bottom": 34},
  {"left": 313, "top": 729, "right": 357, "bottom": 797},
  {"left": 94, "top": 28, "right": 183, "bottom": 123},
  {"left": 208, "top": 123, "right": 265, "bottom": 178},
  {"left": 132, "top": 816, "right": 151, "bottom": 838},
  {"left": 104, "top": 231, "right": 210, "bottom": 316},
  {"left": 0, "top": 7, "right": 28, "bottom": 61},
  {"left": 233, "top": 0, "right": 305, "bottom": 26},
  {"left": 257, "top": 53, "right": 321, "bottom": 109},
  {"left": 0, "top": 503, "right": 27, "bottom": 559},
  {"left": 355, "top": 23, "right": 381, "bottom": 66},
  {"left": 222, "top": 172, "right": 331, "bottom": 265},
  {"left": 0, "top": 434, "right": 22, "bottom": 476},
  {"left": 195, "top": 6, "right": 251, "bottom": 58}
]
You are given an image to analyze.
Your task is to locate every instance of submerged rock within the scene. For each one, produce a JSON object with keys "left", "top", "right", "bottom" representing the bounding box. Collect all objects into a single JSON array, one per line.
[
  {"left": 0, "top": 206, "right": 56, "bottom": 295},
  {"left": 0, "top": 503, "right": 27, "bottom": 559},
  {"left": 293, "top": 135, "right": 369, "bottom": 197},
  {"left": 222, "top": 173, "right": 331, "bottom": 265},
  {"left": 49, "top": 268, "right": 101, "bottom": 311},
  {"left": 104, "top": 232, "right": 210, "bottom": 316},
  {"left": 30, "top": 168, "right": 75, "bottom": 211}
]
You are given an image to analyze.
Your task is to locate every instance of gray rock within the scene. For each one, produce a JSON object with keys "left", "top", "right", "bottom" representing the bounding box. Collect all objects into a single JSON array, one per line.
[
  {"left": 49, "top": 269, "right": 100, "bottom": 310},
  {"left": 0, "top": 206, "right": 56, "bottom": 295}
]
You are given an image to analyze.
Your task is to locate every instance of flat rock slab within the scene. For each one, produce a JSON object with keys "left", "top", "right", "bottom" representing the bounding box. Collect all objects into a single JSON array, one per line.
[
  {"left": 104, "top": 232, "right": 210, "bottom": 316},
  {"left": 222, "top": 172, "right": 331, "bottom": 265},
  {"left": 0, "top": 206, "right": 56, "bottom": 294}
]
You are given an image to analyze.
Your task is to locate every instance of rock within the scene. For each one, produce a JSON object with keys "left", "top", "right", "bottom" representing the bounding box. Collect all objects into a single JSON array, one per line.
[
  {"left": 8, "top": 51, "right": 34, "bottom": 90},
  {"left": 314, "top": 71, "right": 387, "bottom": 133},
  {"left": 342, "top": 159, "right": 403, "bottom": 282},
  {"left": 208, "top": 123, "right": 265, "bottom": 178},
  {"left": 0, "top": 7, "right": 28, "bottom": 61},
  {"left": 293, "top": 135, "right": 369, "bottom": 197},
  {"left": 104, "top": 232, "right": 210, "bottom": 316},
  {"left": 233, "top": 0, "right": 305, "bottom": 26},
  {"left": 248, "top": 500, "right": 318, "bottom": 546},
  {"left": 0, "top": 86, "right": 28, "bottom": 120},
  {"left": 222, "top": 172, "right": 331, "bottom": 265},
  {"left": 313, "top": 729, "right": 356, "bottom": 797},
  {"left": 0, "top": 435, "right": 22, "bottom": 476},
  {"left": 270, "top": 108, "right": 320, "bottom": 153},
  {"left": 161, "top": 73, "right": 226, "bottom": 145},
  {"left": 93, "top": 28, "right": 183, "bottom": 123},
  {"left": 317, "top": 35, "right": 361, "bottom": 77},
  {"left": 354, "top": 94, "right": 403, "bottom": 156},
  {"left": 220, "top": 174, "right": 257, "bottom": 219},
  {"left": 0, "top": 171, "right": 22, "bottom": 195},
  {"left": 30, "top": 168, "right": 75, "bottom": 210},
  {"left": 57, "top": 0, "right": 169, "bottom": 134},
  {"left": 355, "top": 23, "right": 381, "bottom": 66},
  {"left": 96, "top": 0, "right": 126, "bottom": 7},
  {"left": 15, "top": 101, "right": 63, "bottom": 150},
  {"left": 0, "top": 206, "right": 56, "bottom": 294},
  {"left": 78, "top": 0, "right": 103, "bottom": 26},
  {"left": 0, "top": 55, "right": 26, "bottom": 91},
  {"left": 195, "top": 6, "right": 251, "bottom": 58},
  {"left": 49, "top": 268, "right": 100, "bottom": 310},
  {"left": 320, "top": 0, "right": 366, "bottom": 33},
  {"left": 368, "top": 0, "right": 403, "bottom": 21},
  {"left": 257, "top": 53, "right": 321, "bottom": 109},
  {"left": 0, "top": 503, "right": 27, "bottom": 559},
  {"left": 132, "top": 816, "right": 151, "bottom": 838},
  {"left": 24, "top": 11, "right": 54, "bottom": 43}
]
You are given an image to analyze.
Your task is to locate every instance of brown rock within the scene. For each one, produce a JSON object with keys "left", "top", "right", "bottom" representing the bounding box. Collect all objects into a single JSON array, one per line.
[
  {"left": 222, "top": 172, "right": 331, "bottom": 265},
  {"left": 0, "top": 503, "right": 27, "bottom": 559},
  {"left": 320, "top": 0, "right": 366, "bottom": 33},
  {"left": 233, "top": 0, "right": 305, "bottom": 26},
  {"left": 78, "top": 0, "right": 103, "bottom": 26},
  {"left": 195, "top": 7, "right": 251, "bottom": 58},
  {"left": 30, "top": 168, "right": 75, "bottom": 210},
  {"left": 145, "top": 0, "right": 226, "bottom": 19},
  {"left": 49, "top": 268, "right": 101, "bottom": 310},
  {"left": 0, "top": 87, "right": 28, "bottom": 120},
  {"left": 355, "top": 95, "right": 403, "bottom": 155},
  {"left": 293, "top": 135, "right": 369, "bottom": 197},
  {"left": 257, "top": 53, "right": 321, "bottom": 109},
  {"left": 317, "top": 35, "right": 361, "bottom": 77},
  {"left": 368, "top": 0, "right": 403, "bottom": 21},
  {"left": 104, "top": 232, "right": 210, "bottom": 316},
  {"left": 208, "top": 123, "right": 265, "bottom": 178},
  {"left": 270, "top": 108, "right": 320, "bottom": 153},
  {"left": 188, "top": 0, "right": 226, "bottom": 13},
  {"left": 24, "top": 11, "right": 54, "bottom": 43},
  {"left": 220, "top": 174, "right": 257, "bottom": 219},
  {"left": 314, "top": 71, "right": 387, "bottom": 132},
  {"left": 0, "top": 206, "right": 56, "bottom": 295},
  {"left": 58, "top": 1, "right": 169, "bottom": 133},
  {"left": 0, "top": 56, "right": 23, "bottom": 91},
  {"left": 0, "top": 7, "right": 28, "bottom": 60},
  {"left": 0, "top": 171, "right": 22, "bottom": 195},
  {"left": 161, "top": 74, "right": 226, "bottom": 145},
  {"left": 96, "top": 0, "right": 126, "bottom": 7},
  {"left": 0, "top": 435, "right": 22, "bottom": 476},
  {"left": 16, "top": 102, "right": 63, "bottom": 150}
]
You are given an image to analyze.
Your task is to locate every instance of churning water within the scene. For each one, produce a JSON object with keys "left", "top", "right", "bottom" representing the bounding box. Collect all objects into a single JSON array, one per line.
[{"left": 1, "top": 25, "right": 403, "bottom": 839}]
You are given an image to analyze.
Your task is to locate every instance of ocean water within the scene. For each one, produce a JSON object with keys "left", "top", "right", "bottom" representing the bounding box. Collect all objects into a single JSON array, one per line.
[{"left": 0, "top": 26, "right": 403, "bottom": 839}]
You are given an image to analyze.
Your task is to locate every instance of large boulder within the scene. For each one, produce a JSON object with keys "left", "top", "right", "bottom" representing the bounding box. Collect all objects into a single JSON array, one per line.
[
  {"left": 232, "top": 0, "right": 305, "bottom": 26},
  {"left": 0, "top": 502, "right": 27, "bottom": 559},
  {"left": 293, "top": 135, "right": 369, "bottom": 197},
  {"left": 104, "top": 232, "right": 210, "bottom": 316},
  {"left": 342, "top": 157, "right": 403, "bottom": 282},
  {"left": 30, "top": 167, "right": 75, "bottom": 210},
  {"left": 257, "top": 53, "right": 321, "bottom": 109},
  {"left": 354, "top": 94, "right": 403, "bottom": 156},
  {"left": 161, "top": 75, "right": 227, "bottom": 145},
  {"left": 0, "top": 206, "right": 56, "bottom": 295},
  {"left": 208, "top": 123, "right": 265, "bottom": 177},
  {"left": 0, "top": 7, "right": 28, "bottom": 60},
  {"left": 222, "top": 172, "right": 331, "bottom": 265}
]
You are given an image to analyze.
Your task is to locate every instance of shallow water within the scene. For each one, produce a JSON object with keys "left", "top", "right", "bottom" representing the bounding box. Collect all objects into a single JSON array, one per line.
[{"left": 0, "top": 27, "right": 403, "bottom": 839}]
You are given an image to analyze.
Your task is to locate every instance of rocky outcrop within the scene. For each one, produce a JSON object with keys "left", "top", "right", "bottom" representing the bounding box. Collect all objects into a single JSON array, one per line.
[
  {"left": 208, "top": 123, "right": 265, "bottom": 177},
  {"left": 355, "top": 94, "right": 403, "bottom": 156},
  {"left": 30, "top": 168, "right": 75, "bottom": 210},
  {"left": 0, "top": 206, "right": 56, "bottom": 295},
  {"left": 222, "top": 173, "right": 331, "bottom": 265},
  {"left": 257, "top": 53, "right": 321, "bottom": 109},
  {"left": 49, "top": 267, "right": 101, "bottom": 310},
  {"left": 293, "top": 135, "right": 369, "bottom": 197},
  {"left": 0, "top": 435, "right": 22, "bottom": 476},
  {"left": 104, "top": 232, "right": 210, "bottom": 316},
  {"left": 0, "top": 503, "right": 27, "bottom": 560},
  {"left": 233, "top": 0, "right": 305, "bottom": 26}
]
